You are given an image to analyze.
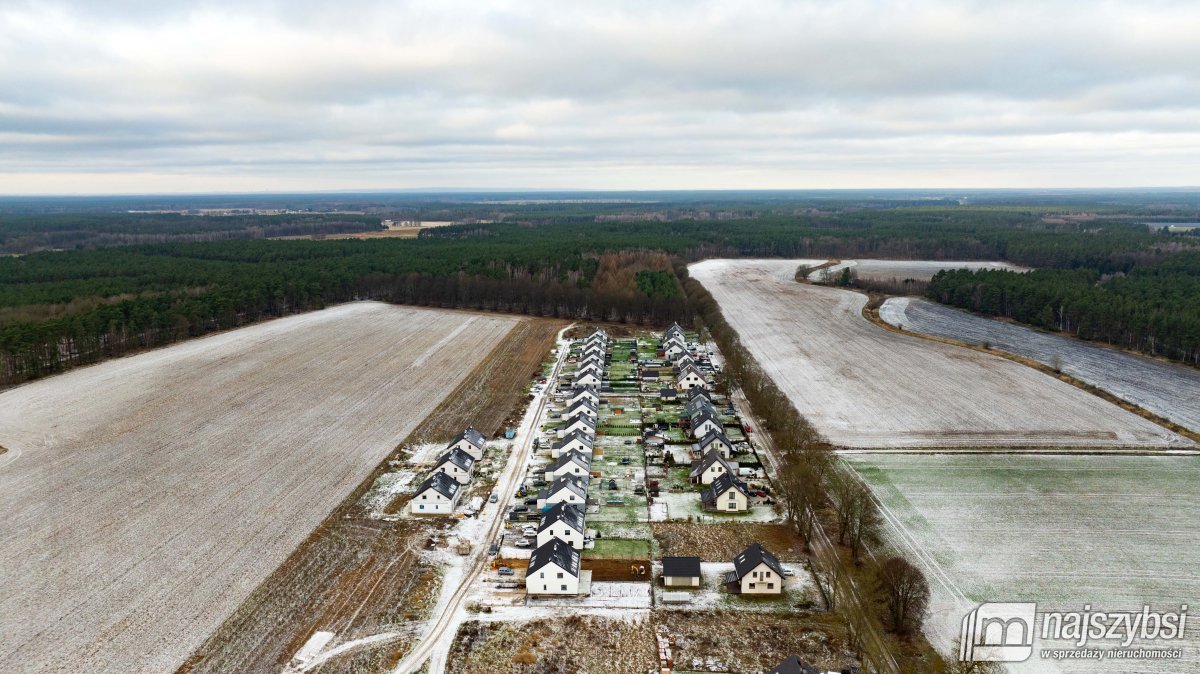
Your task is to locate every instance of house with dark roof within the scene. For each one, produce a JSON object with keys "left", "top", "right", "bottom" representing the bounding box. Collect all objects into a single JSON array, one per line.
[
  {"left": 526, "top": 538, "right": 583, "bottom": 595},
  {"left": 769, "top": 656, "right": 822, "bottom": 674},
  {"left": 664, "top": 322, "right": 685, "bottom": 339},
  {"left": 536, "top": 502, "right": 586, "bottom": 550},
  {"left": 686, "top": 395, "right": 716, "bottom": 420},
  {"left": 557, "top": 413, "right": 596, "bottom": 440},
  {"left": 690, "top": 409, "right": 723, "bottom": 439},
  {"left": 659, "top": 388, "right": 678, "bottom": 402},
  {"left": 701, "top": 472, "right": 751, "bottom": 513},
  {"left": 448, "top": 426, "right": 487, "bottom": 460},
  {"left": 431, "top": 447, "right": 476, "bottom": 484},
  {"left": 551, "top": 430, "right": 594, "bottom": 458},
  {"left": 568, "top": 386, "right": 600, "bottom": 407},
  {"left": 689, "top": 449, "right": 733, "bottom": 485},
  {"left": 579, "top": 352, "right": 605, "bottom": 370},
  {"left": 661, "top": 556, "right": 701, "bottom": 587},
  {"left": 676, "top": 363, "right": 708, "bottom": 391},
  {"left": 537, "top": 474, "right": 589, "bottom": 509},
  {"left": 410, "top": 471, "right": 461, "bottom": 515},
  {"left": 692, "top": 429, "right": 734, "bottom": 459},
  {"left": 545, "top": 449, "right": 592, "bottom": 481},
  {"left": 663, "top": 333, "right": 687, "bottom": 360},
  {"left": 565, "top": 398, "right": 598, "bottom": 421},
  {"left": 687, "top": 387, "right": 713, "bottom": 402},
  {"left": 724, "top": 543, "right": 784, "bottom": 594},
  {"left": 573, "top": 366, "right": 602, "bottom": 388}
]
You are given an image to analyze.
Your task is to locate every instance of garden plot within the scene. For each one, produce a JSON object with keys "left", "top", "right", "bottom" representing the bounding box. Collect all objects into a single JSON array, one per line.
[
  {"left": 881, "top": 297, "right": 1200, "bottom": 433},
  {"left": 809, "top": 258, "right": 1028, "bottom": 282},
  {"left": 690, "top": 259, "right": 1189, "bottom": 449},
  {"left": 847, "top": 454, "right": 1200, "bottom": 674},
  {"left": 0, "top": 302, "right": 518, "bottom": 674}
]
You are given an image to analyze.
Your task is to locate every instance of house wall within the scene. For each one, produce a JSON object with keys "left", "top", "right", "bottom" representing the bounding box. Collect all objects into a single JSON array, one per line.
[
  {"left": 717, "top": 488, "right": 748, "bottom": 512},
  {"left": 410, "top": 490, "right": 456, "bottom": 515},
  {"left": 434, "top": 463, "right": 473, "bottom": 484},
  {"left": 526, "top": 563, "right": 579, "bottom": 595},
  {"left": 450, "top": 440, "right": 484, "bottom": 460},
  {"left": 542, "top": 491, "right": 586, "bottom": 508},
  {"left": 537, "top": 526, "right": 584, "bottom": 550},
  {"left": 699, "top": 463, "right": 728, "bottom": 484},
  {"left": 739, "top": 563, "right": 782, "bottom": 594},
  {"left": 664, "top": 575, "right": 700, "bottom": 587}
]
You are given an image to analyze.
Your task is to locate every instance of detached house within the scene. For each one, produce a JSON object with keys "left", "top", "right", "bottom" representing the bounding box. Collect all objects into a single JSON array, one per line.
[
  {"left": 526, "top": 538, "right": 582, "bottom": 595},
  {"left": 545, "top": 449, "right": 592, "bottom": 481},
  {"left": 701, "top": 472, "right": 751, "bottom": 512},
  {"left": 663, "top": 335, "right": 687, "bottom": 360},
  {"left": 557, "top": 413, "right": 596, "bottom": 440},
  {"left": 690, "top": 410, "right": 723, "bottom": 439},
  {"left": 568, "top": 386, "right": 600, "bottom": 407},
  {"left": 724, "top": 543, "right": 784, "bottom": 594},
  {"left": 676, "top": 363, "right": 708, "bottom": 391},
  {"left": 661, "top": 556, "right": 701, "bottom": 587},
  {"left": 664, "top": 322, "right": 685, "bottom": 340},
  {"left": 565, "top": 398, "right": 598, "bottom": 421},
  {"left": 537, "top": 474, "right": 589, "bottom": 509},
  {"left": 431, "top": 447, "right": 476, "bottom": 484},
  {"left": 448, "top": 426, "right": 487, "bottom": 460},
  {"left": 410, "top": 472, "right": 461, "bottom": 515},
  {"left": 693, "top": 429, "right": 734, "bottom": 459},
  {"left": 551, "top": 430, "right": 594, "bottom": 458},
  {"left": 689, "top": 449, "right": 733, "bottom": 485},
  {"left": 573, "top": 366, "right": 602, "bottom": 389},
  {"left": 536, "top": 502, "right": 586, "bottom": 550}
]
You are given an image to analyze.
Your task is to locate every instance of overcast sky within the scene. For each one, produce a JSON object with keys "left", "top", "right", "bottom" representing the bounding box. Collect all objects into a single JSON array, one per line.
[{"left": 1, "top": 0, "right": 1197, "bottom": 194}]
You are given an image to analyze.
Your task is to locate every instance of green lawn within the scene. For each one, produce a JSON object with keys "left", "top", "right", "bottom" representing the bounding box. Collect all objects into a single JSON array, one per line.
[{"left": 588, "top": 537, "right": 652, "bottom": 559}]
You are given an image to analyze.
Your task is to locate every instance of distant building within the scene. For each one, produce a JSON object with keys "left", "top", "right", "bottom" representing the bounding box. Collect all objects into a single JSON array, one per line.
[
  {"left": 676, "top": 363, "right": 708, "bottom": 391},
  {"left": 661, "top": 556, "right": 701, "bottom": 587},
  {"left": 551, "top": 430, "right": 594, "bottom": 458},
  {"left": 545, "top": 449, "right": 592, "bottom": 481}
]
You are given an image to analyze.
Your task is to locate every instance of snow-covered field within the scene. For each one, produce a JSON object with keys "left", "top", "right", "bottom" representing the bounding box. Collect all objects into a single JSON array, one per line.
[
  {"left": 0, "top": 302, "right": 518, "bottom": 674},
  {"left": 881, "top": 297, "right": 1200, "bottom": 433},
  {"left": 690, "top": 259, "right": 1189, "bottom": 449},
  {"left": 847, "top": 454, "right": 1200, "bottom": 673},
  {"left": 809, "top": 258, "right": 1028, "bottom": 282}
]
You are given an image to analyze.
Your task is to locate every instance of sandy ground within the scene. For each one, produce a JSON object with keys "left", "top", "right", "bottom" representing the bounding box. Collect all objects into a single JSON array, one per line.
[
  {"left": 809, "top": 258, "right": 1029, "bottom": 282},
  {"left": 848, "top": 454, "right": 1200, "bottom": 674},
  {"left": 881, "top": 297, "right": 1200, "bottom": 434},
  {"left": 690, "top": 259, "right": 1188, "bottom": 449},
  {"left": 0, "top": 302, "right": 519, "bottom": 674}
]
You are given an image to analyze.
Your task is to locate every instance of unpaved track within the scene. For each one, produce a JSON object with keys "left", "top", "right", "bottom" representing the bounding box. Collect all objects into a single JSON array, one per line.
[
  {"left": 690, "top": 259, "right": 1189, "bottom": 449},
  {"left": 0, "top": 302, "right": 519, "bottom": 674}
]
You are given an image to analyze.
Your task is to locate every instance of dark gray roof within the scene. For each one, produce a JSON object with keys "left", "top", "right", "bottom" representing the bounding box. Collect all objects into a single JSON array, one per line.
[
  {"left": 537, "top": 502, "right": 585, "bottom": 534},
  {"left": 689, "top": 449, "right": 732, "bottom": 478},
  {"left": 559, "top": 413, "right": 596, "bottom": 433},
  {"left": 415, "top": 471, "right": 460, "bottom": 500},
  {"left": 435, "top": 447, "right": 475, "bottom": 471},
  {"left": 570, "top": 386, "right": 598, "bottom": 398},
  {"left": 659, "top": 388, "right": 677, "bottom": 397},
  {"left": 687, "top": 387, "right": 712, "bottom": 401},
  {"left": 731, "top": 542, "right": 784, "bottom": 580},
  {"left": 770, "top": 656, "right": 820, "bottom": 674},
  {"left": 691, "top": 409, "right": 721, "bottom": 430},
  {"left": 664, "top": 321, "right": 684, "bottom": 336},
  {"left": 550, "top": 449, "right": 591, "bottom": 473},
  {"left": 687, "top": 396, "right": 716, "bottom": 417},
  {"left": 661, "top": 556, "right": 700, "bottom": 578},
  {"left": 701, "top": 472, "right": 750, "bottom": 506},
  {"left": 567, "top": 398, "right": 598, "bottom": 415},
  {"left": 696, "top": 429, "right": 731, "bottom": 450},
  {"left": 677, "top": 363, "right": 706, "bottom": 381},
  {"left": 528, "top": 538, "right": 581, "bottom": 575},
  {"left": 451, "top": 426, "right": 486, "bottom": 449},
  {"left": 546, "top": 474, "right": 589, "bottom": 501},
  {"left": 552, "top": 430, "right": 594, "bottom": 450}
]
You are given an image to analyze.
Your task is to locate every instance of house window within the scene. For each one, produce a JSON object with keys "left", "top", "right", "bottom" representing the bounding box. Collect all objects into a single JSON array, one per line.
[
  {"left": 543, "top": 584, "right": 547, "bottom": 591},
  {"left": 561, "top": 585, "right": 568, "bottom": 591},
  {"left": 539, "top": 572, "right": 544, "bottom": 578},
  {"left": 767, "top": 583, "right": 775, "bottom": 589},
  {"left": 419, "top": 504, "right": 424, "bottom": 510},
  {"left": 557, "top": 572, "right": 563, "bottom": 579},
  {"left": 749, "top": 582, "right": 756, "bottom": 589}
]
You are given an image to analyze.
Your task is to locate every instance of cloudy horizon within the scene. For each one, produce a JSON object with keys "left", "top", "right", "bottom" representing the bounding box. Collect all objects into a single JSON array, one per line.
[{"left": 2, "top": 0, "right": 1198, "bottom": 195}]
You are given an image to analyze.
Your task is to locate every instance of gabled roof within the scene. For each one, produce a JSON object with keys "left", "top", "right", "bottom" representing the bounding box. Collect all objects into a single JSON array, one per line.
[
  {"left": 566, "top": 398, "right": 598, "bottom": 415},
  {"left": 696, "top": 429, "right": 731, "bottom": 450},
  {"left": 664, "top": 321, "right": 685, "bottom": 337},
  {"left": 730, "top": 542, "right": 784, "bottom": 580},
  {"left": 553, "top": 430, "right": 594, "bottom": 450},
  {"left": 570, "top": 386, "right": 598, "bottom": 399},
  {"left": 691, "top": 409, "right": 721, "bottom": 430},
  {"left": 689, "top": 449, "right": 732, "bottom": 479},
  {"left": 451, "top": 426, "right": 486, "bottom": 449},
  {"left": 701, "top": 472, "right": 751, "bottom": 505},
  {"left": 537, "top": 502, "right": 585, "bottom": 534},
  {"left": 560, "top": 413, "right": 596, "bottom": 433},
  {"left": 578, "top": 358, "right": 604, "bottom": 373},
  {"left": 550, "top": 449, "right": 592, "bottom": 473},
  {"left": 770, "top": 657, "right": 821, "bottom": 674},
  {"left": 545, "top": 474, "right": 589, "bottom": 501},
  {"left": 434, "top": 447, "right": 475, "bottom": 472},
  {"left": 686, "top": 396, "right": 716, "bottom": 416},
  {"left": 415, "top": 471, "right": 460, "bottom": 500},
  {"left": 677, "top": 363, "right": 706, "bottom": 382},
  {"left": 528, "top": 538, "right": 581, "bottom": 576},
  {"left": 661, "top": 556, "right": 701, "bottom": 578},
  {"left": 659, "top": 388, "right": 677, "bottom": 397},
  {"left": 687, "top": 387, "right": 712, "bottom": 401}
]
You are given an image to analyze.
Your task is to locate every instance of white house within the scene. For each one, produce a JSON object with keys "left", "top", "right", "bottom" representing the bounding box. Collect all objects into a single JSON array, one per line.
[
  {"left": 447, "top": 426, "right": 487, "bottom": 460},
  {"left": 724, "top": 543, "right": 784, "bottom": 594},
  {"left": 410, "top": 471, "right": 461, "bottom": 515},
  {"left": 568, "top": 386, "right": 599, "bottom": 407},
  {"left": 664, "top": 336, "right": 687, "bottom": 360},
  {"left": 690, "top": 410, "right": 723, "bottom": 439},
  {"left": 526, "top": 538, "right": 582, "bottom": 595},
  {"left": 565, "top": 398, "right": 598, "bottom": 421},
  {"left": 701, "top": 472, "right": 750, "bottom": 513},
  {"left": 676, "top": 363, "right": 708, "bottom": 391},
  {"left": 664, "top": 322, "right": 685, "bottom": 340},
  {"left": 686, "top": 395, "right": 716, "bottom": 419},
  {"left": 693, "top": 429, "right": 734, "bottom": 458},
  {"left": 537, "top": 475, "right": 589, "bottom": 509},
  {"left": 557, "top": 413, "right": 596, "bottom": 439},
  {"left": 551, "top": 430, "right": 594, "bottom": 458},
  {"left": 661, "top": 556, "right": 701, "bottom": 587},
  {"left": 579, "top": 352, "right": 604, "bottom": 370},
  {"left": 546, "top": 449, "right": 592, "bottom": 481},
  {"left": 431, "top": 447, "right": 476, "bottom": 484},
  {"left": 536, "top": 502, "right": 586, "bottom": 550},
  {"left": 573, "top": 366, "right": 602, "bottom": 389},
  {"left": 689, "top": 449, "right": 733, "bottom": 485},
  {"left": 582, "top": 342, "right": 606, "bottom": 359}
]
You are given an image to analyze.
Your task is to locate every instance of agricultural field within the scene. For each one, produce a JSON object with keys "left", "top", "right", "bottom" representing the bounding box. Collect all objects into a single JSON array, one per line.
[
  {"left": 847, "top": 454, "right": 1200, "bottom": 673},
  {"left": 690, "top": 259, "right": 1189, "bottom": 449},
  {"left": 881, "top": 297, "right": 1200, "bottom": 433},
  {"left": 0, "top": 302, "right": 519, "bottom": 674},
  {"left": 809, "top": 258, "right": 1029, "bottom": 282}
]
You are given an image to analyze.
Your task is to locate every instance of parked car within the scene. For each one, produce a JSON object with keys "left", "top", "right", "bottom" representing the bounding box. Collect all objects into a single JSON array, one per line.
[
  {"left": 514, "top": 538, "right": 532, "bottom": 548},
  {"left": 513, "top": 506, "right": 529, "bottom": 513},
  {"left": 497, "top": 566, "right": 515, "bottom": 576},
  {"left": 489, "top": 493, "right": 498, "bottom": 503},
  {"left": 521, "top": 526, "right": 537, "bottom": 537},
  {"left": 532, "top": 479, "right": 547, "bottom": 487},
  {"left": 619, "top": 456, "right": 631, "bottom": 464},
  {"left": 524, "top": 498, "right": 538, "bottom": 506},
  {"left": 488, "top": 543, "right": 499, "bottom": 555},
  {"left": 623, "top": 439, "right": 633, "bottom": 445},
  {"left": 782, "top": 568, "right": 795, "bottom": 577}
]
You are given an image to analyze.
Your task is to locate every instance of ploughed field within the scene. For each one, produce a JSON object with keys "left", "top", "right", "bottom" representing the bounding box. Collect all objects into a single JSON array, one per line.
[
  {"left": 690, "top": 259, "right": 1188, "bottom": 449},
  {"left": 881, "top": 297, "right": 1200, "bottom": 434},
  {"left": 808, "top": 258, "right": 1028, "bottom": 282},
  {"left": 847, "top": 454, "right": 1200, "bottom": 674},
  {"left": 0, "top": 302, "right": 518, "bottom": 674}
]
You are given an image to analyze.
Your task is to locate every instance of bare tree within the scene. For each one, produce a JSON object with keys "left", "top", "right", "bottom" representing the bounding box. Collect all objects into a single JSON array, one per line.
[
  {"left": 943, "top": 638, "right": 1006, "bottom": 674},
  {"left": 876, "top": 556, "right": 930, "bottom": 634},
  {"left": 775, "top": 450, "right": 829, "bottom": 548},
  {"left": 836, "top": 479, "right": 880, "bottom": 563}
]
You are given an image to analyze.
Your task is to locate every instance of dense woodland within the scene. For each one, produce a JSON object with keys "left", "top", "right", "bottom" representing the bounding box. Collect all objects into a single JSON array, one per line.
[{"left": 2, "top": 202, "right": 1198, "bottom": 384}]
